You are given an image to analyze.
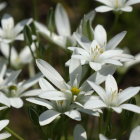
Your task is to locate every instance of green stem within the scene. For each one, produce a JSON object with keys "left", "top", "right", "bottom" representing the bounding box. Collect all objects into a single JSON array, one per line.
[
  {"left": 8, "top": 43, "right": 12, "bottom": 67},
  {"left": 110, "top": 12, "right": 120, "bottom": 34},
  {"left": 98, "top": 115, "right": 102, "bottom": 134},
  {"left": 32, "top": 0, "right": 38, "bottom": 20},
  {"left": 28, "top": 44, "right": 36, "bottom": 63},
  {"left": 104, "top": 110, "right": 112, "bottom": 137},
  {"left": 5, "top": 127, "right": 24, "bottom": 140}
]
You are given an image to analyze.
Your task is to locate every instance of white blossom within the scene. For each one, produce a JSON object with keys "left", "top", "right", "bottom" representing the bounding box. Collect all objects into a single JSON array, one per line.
[
  {"left": 70, "top": 25, "right": 133, "bottom": 71},
  {"left": 26, "top": 58, "right": 116, "bottom": 125},
  {"left": 85, "top": 75, "right": 140, "bottom": 114},
  {"left": 35, "top": 3, "right": 75, "bottom": 49},
  {"left": 95, "top": 0, "right": 140, "bottom": 13},
  {"left": 0, "top": 14, "right": 32, "bottom": 43},
  {"left": 0, "top": 43, "right": 36, "bottom": 68},
  {"left": 0, "top": 67, "right": 42, "bottom": 108}
]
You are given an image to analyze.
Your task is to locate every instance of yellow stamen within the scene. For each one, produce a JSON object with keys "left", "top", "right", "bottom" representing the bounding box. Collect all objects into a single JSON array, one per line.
[{"left": 71, "top": 87, "right": 80, "bottom": 95}]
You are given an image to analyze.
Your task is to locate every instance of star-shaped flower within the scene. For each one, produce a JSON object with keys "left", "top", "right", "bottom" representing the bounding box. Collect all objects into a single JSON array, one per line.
[
  {"left": 0, "top": 14, "right": 32, "bottom": 43},
  {"left": 95, "top": 0, "right": 140, "bottom": 13},
  {"left": 85, "top": 75, "right": 140, "bottom": 114},
  {"left": 70, "top": 25, "right": 133, "bottom": 71}
]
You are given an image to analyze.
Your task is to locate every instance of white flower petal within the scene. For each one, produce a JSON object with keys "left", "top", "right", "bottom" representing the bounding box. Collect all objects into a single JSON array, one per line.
[
  {"left": 69, "top": 58, "right": 82, "bottom": 86},
  {"left": 36, "top": 59, "right": 67, "bottom": 90},
  {"left": 21, "top": 89, "right": 42, "bottom": 97},
  {"left": 80, "top": 65, "right": 116, "bottom": 91},
  {"left": 39, "top": 110, "right": 60, "bottom": 126},
  {"left": 0, "top": 106, "right": 8, "bottom": 111},
  {"left": 99, "top": 134, "right": 116, "bottom": 140},
  {"left": 74, "top": 124, "right": 87, "bottom": 140},
  {"left": 0, "top": 132, "right": 11, "bottom": 140},
  {"left": 39, "top": 78, "right": 55, "bottom": 90},
  {"left": 121, "top": 6, "right": 133, "bottom": 12},
  {"left": 15, "top": 33, "right": 24, "bottom": 40},
  {"left": 1, "top": 14, "right": 14, "bottom": 30},
  {"left": 39, "top": 90, "right": 67, "bottom": 101},
  {"left": 0, "top": 43, "right": 18, "bottom": 63},
  {"left": 103, "top": 59, "right": 123, "bottom": 66},
  {"left": 9, "top": 97, "right": 23, "bottom": 108},
  {"left": 118, "top": 87, "right": 140, "bottom": 104},
  {"left": 106, "top": 31, "right": 127, "bottom": 50},
  {"left": 14, "top": 18, "right": 32, "bottom": 34},
  {"left": 20, "top": 73, "right": 42, "bottom": 93},
  {"left": 89, "top": 62, "right": 102, "bottom": 71},
  {"left": 126, "top": 0, "right": 140, "bottom": 6},
  {"left": 69, "top": 47, "right": 89, "bottom": 58},
  {"left": 55, "top": 3, "right": 71, "bottom": 36},
  {"left": 3, "top": 70, "right": 21, "bottom": 86},
  {"left": 120, "top": 104, "right": 140, "bottom": 114},
  {"left": 95, "top": 0, "right": 112, "bottom": 6},
  {"left": 26, "top": 97, "right": 53, "bottom": 109},
  {"left": 94, "top": 24, "right": 107, "bottom": 47},
  {"left": 19, "top": 43, "right": 36, "bottom": 64},
  {"left": 105, "top": 75, "right": 118, "bottom": 94},
  {"left": 0, "top": 120, "right": 9, "bottom": 131},
  {"left": 87, "top": 81, "right": 106, "bottom": 100},
  {"left": 64, "top": 110, "right": 81, "bottom": 121},
  {"left": 84, "top": 98, "right": 106, "bottom": 109},
  {"left": 35, "top": 22, "right": 66, "bottom": 48},
  {"left": 112, "top": 107, "right": 122, "bottom": 113},
  {"left": 95, "top": 6, "right": 113, "bottom": 13},
  {"left": 0, "top": 92, "right": 10, "bottom": 107},
  {"left": 129, "top": 126, "right": 140, "bottom": 140},
  {"left": 74, "top": 33, "right": 90, "bottom": 52},
  {"left": 100, "top": 50, "right": 123, "bottom": 60}
]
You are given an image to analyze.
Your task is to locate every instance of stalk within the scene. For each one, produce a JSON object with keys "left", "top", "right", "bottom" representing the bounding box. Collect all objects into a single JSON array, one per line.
[
  {"left": 8, "top": 43, "right": 12, "bottom": 67},
  {"left": 5, "top": 127, "right": 24, "bottom": 140}
]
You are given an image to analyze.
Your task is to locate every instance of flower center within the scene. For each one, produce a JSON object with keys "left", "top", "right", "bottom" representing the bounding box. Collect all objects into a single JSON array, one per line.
[
  {"left": 107, "top": 90, "right": 118, "bottom": 106},
  {"left": 71, "top": 87, "right": 80, "bottom": 95},
  {"left": 8, "top": 85, "right": 18, "bottom": 97},
  {"left": 91, "top": 45, "right": 104, "bottom": 60},
  {"left": 115, "top": 0, "right": 119, "bottom": 8}
]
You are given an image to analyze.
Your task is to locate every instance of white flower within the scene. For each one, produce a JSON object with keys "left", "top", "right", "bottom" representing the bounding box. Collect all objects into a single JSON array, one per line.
[
  {"left": 0, "top": 43, "right": 36, "bottom": 68},
  {"left": 35, "top": 3, "right": 75, "bottom": 49},
  {"left": 95, "top": 0, "right": 140, "bottom": 13},
  {"left": 71, "top": 25, "right": 133, "bottom": 71},
  {"left": 0, "top": 120, "right": 11, "bottom": 140},
  {"left": 26, "top": 59, "right": 115, "bottom": 125},
  {"left": 85, "top": 75, "right": 140, "bottom": 114},
  {"left": 0, "top": 14, "right": 32, "bottom": 43},
  {"left": 0, "top": 2, "right": 7, "bottom": 11},
  {"left": 0, "top": 70, "right": 42, "bottom": 108}
]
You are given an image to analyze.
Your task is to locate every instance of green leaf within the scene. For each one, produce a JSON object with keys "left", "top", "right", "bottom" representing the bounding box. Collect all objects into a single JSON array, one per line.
[
  {"left": 24, "top": 25, "right": 33, "bottom": 45},
  {"left": 28, "top": 106, "right": 39, "bottom": 126},
  {"left": 47, "top": 7, "right": 55, "bottom": 33}
]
